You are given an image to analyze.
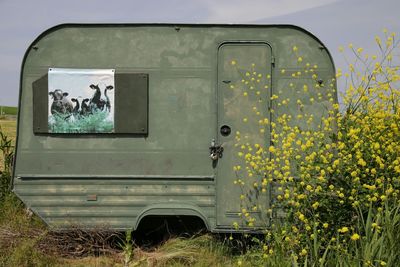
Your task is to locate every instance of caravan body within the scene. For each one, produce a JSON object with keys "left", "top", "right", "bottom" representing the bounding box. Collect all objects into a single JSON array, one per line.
[{"left": 13, "top": 24, "right": 336, "bottom": 231}]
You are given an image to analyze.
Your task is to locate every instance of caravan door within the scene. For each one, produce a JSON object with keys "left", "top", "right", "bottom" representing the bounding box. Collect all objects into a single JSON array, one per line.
[{"left": 216, "top": 43, "right": 272, "bottom": 228}]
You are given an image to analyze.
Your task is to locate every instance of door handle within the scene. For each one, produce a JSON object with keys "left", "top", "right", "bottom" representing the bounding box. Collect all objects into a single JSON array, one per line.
[{"left": 209, "top": 139, "right": 224, "bottom": 160}]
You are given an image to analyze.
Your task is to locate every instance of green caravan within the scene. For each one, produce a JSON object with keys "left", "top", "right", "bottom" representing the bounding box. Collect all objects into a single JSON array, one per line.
[{"left": 13, "top": 24, "right": 336, "bottom": 232}]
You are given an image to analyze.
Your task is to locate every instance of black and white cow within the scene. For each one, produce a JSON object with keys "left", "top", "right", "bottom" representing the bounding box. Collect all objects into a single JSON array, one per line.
[
  {"left": 104, "top": 85, "right": 114, "bottom": 112},
  {"left": 81, "top": 98, "right": 91, "bottom": 116},
  {"left": 71, "top": 97, "right": 90, "bottom": 116},
  {"left": 49, "top": 89, "right": 73, "bottom": 115},
  {"left": 89, "top": 84, "right": 114, "bottom": 112}
]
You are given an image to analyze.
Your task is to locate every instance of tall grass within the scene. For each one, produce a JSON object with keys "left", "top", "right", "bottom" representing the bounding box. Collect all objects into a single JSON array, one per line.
[
  {"left": 0, "top": 126, "right": 13, "bottom": 203},
  {"left": 0, "top": 124, "right": 56, "bottom": 266},
  {"left": 131, "top": 235, "right": 234, "bottom": 266}
]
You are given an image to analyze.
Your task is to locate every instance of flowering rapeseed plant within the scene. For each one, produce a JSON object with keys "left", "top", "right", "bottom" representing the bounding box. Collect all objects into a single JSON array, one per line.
[{"left": 231, "top": 30, "right": 400, "bottom": 266}]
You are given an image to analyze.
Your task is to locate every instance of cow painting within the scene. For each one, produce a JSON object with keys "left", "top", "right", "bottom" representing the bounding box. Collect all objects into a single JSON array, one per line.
[{"left": 48, "top": 68, "right": 115, "bottom": 133}]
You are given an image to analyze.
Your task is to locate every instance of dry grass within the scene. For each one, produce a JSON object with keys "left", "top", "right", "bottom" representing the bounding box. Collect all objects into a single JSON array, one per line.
[
  {"left": 0, "top": 119, "right": 16, "bottom": 140},
  {"left": 58, "top": 255, "right": 122, "bottom": 266},
  {"left": 1, "top": 224, "right": 234, "bottom": 267},
  {"left": 0, "top": 223, "right": 122, "bottom": 259},
  {"left": 0, "top": 118, "right": 16, "bottom": 170},
  {"left": 127, "top": 235, "right": 233, "bottom": 267}
]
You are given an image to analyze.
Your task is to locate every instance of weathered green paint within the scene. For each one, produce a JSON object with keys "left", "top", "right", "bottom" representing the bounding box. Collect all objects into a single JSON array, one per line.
[{"left": 13, "top": 24, "right": 336, "bottom": 232}]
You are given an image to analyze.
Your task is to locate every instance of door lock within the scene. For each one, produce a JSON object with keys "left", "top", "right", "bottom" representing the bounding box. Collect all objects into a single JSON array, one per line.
[
  {"left": 220, "top": 125, "right": 231, "bottom": 136},
  {"left": 209, "top": 139, "right": 224, "bottom": 160}
]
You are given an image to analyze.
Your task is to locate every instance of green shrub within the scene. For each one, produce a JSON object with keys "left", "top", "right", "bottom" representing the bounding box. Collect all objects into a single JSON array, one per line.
[{"left": 0, "top": 126, "right": 13, "bottom": 204}]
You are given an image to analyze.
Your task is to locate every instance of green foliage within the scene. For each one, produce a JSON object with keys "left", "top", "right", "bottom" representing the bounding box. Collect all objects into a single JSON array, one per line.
[
  {"left": 119, "top": 230, "right": 134, "bottom": 266},
  {"left": 49, "top": 110, "right": 113, "bottom": 133},
  {"left": 0, "top": 237, "right": 58, "bottom": 267},
  {"left": 0, "top": 126, "right": 13, "bottom": 203},
  {"left": 0, "top": 195, "right": 54, "bottom": 267},
  {"left": 0, "top": 126, "right": 53, "bottom": 266},
  {"left": 0, "top": 194, "right": 45, "bottom": 230}
]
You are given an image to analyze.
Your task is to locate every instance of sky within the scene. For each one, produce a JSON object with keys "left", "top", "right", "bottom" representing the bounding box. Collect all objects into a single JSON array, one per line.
[{"left": 0, "top": 0, "right": 398, "bottom": 106}]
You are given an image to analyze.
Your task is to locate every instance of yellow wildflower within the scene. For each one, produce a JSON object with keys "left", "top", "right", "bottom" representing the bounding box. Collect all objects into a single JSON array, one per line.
[
  {"left": 300, "top": 249, "right": 307, "bottom": 256},
  {"left": 350, "top": 233, "right": 360, "bottom": 240}
]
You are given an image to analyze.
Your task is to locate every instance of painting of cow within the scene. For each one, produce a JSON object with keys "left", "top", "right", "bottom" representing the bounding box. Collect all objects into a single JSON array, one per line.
[{"left": 47, "top": 68, "right": 115, "bottom": 133}]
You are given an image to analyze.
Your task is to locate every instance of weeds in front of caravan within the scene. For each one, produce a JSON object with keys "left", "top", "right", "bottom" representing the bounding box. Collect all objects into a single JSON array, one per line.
[{"left": 232, "top": 30, "right": 400, "bottom": 266}]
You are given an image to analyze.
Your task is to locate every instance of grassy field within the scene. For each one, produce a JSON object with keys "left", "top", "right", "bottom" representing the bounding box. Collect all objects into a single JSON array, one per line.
[
  {"left": 0, "top": 105, "right": 17, "bottom": 116},
  {"left": 0, "top": 119, "right": 16, "bottom": 140}
]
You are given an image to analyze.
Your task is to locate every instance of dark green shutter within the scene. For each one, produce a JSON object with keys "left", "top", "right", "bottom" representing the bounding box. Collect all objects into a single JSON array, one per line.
[
  {"left": 32, "top": 74, "right": 49, "bottom": 134},
  {"left": 114, "top": 73, "right": 149, "bottom": 134}
]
